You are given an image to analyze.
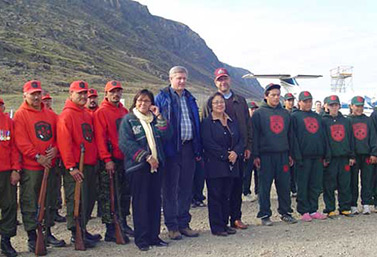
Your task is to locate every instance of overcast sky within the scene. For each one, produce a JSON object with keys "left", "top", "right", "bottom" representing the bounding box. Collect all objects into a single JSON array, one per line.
[{"left": 137, "top": 0, "right": 377, "bottom": 99}]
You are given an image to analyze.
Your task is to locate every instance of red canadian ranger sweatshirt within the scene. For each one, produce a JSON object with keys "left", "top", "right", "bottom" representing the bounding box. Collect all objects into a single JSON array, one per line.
[
  {"left": 0, "top": 111, "right": 21, "bottom": 172},
  {"left": 94, "top": 99, "right": 128, "bottom": 162},
  {"left": 57, "top": 99, "right": 98, "bottom": 169},
  {"left": 13, "top": 102, "right": 57, "bottom": 170}
]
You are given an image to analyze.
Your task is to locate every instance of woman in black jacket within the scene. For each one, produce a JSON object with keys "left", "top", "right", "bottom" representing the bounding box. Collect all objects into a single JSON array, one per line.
[
  {"left": 201, "top": 92, "right": 244, "bottom": 236},
  {"left": 118, "top": 89, "right": 169, "bottom": 251}
]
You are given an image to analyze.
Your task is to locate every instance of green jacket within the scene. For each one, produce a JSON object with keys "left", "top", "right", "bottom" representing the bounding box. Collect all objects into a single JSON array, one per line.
[{"left": 348, "top": 114, "right": 377, "bottom": 156}]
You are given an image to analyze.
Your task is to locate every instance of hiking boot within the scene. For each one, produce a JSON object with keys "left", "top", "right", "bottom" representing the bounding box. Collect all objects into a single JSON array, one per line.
[
  {"left": 179, "top": 227, "right": 199, "bottom": 237},
  {"left": 46, "top": 228, "right": 66, "bottom": 247},
  {"left": 27, "top": 230, "right": 37, "bottom": 253},
  {"left": 1, "top": 236, "right": 18, "bottom": 257},
  {"left": 310, "top": 212, "right": 327, "bottom": 220},
  {"left": 351, "top": 206, "right": 359, "bottom": 215},
  {"left": 301, "top": 213, "right": 312, "bottom": 222},
  {"left": 281, "top": 214, "right": 297, "bottom": 224},
  {"left": 261, "top": 217, "right": 273, "bottom": 226},
  {"left": 168, "top": 230, "right": 182, "bottom": 240},
  {"left": 362, "top": 205, "right": 371, "bottom": 215},
  {"left": 70, "top": 230, "right": 96, "bottom": 249}
]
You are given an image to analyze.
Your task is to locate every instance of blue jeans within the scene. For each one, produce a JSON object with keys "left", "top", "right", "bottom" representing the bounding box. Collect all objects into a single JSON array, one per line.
[{"left": 163, "top": 142, "right": 195, "bottom": 231}]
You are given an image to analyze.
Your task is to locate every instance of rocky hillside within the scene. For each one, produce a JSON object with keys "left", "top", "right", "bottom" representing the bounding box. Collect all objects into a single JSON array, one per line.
[{"left": 0, "top": 0, "right": 262, "bottom": 98}]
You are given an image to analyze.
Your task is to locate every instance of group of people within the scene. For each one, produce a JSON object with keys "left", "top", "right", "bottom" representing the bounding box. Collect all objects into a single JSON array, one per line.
[{"left": 1, "top": 65, "right": 377, "bottom": 257}]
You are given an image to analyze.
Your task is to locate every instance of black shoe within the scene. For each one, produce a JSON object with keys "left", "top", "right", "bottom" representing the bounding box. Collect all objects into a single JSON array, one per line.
[
  {"left": 212, "top": 231, "right": 227, "bottom": 237},
  {"left": 150, "top": 238, "right": 168, "bottom": 247},
  {"left": 46, "top": 232, "right": 66, "bottom": 247},
  {"left": 85, "top": 231, "right": 102, "bottom": 242},
  {"left": 122, "top": 223, "right": 134, "bottom": 237},
  {"left": 54, "top": 211, "right": 66, "bottom": 223},
  {"left": 225, "top": 226, "right": 237, "bottom": 235},
  {"left": 281, "top": 214, "right": 298, "bottom": 224},
  {"left": 104, "top": 224, "right": 115, "bottom": 242},
  {"left": 70, "top": 231, "right": 96, "bottom": 249},
  {"left": 1, "top": 237, "right": 18, "bottom": 257},
  {"left": 137, "top": 245, "right": 150, "bottom": 251},
  {"left": 27, "top": 230, "right": 37, "bottom": 253}
]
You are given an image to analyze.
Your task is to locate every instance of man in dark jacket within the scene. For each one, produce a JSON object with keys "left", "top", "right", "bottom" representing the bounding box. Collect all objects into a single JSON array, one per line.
[
  {"left": 155, "top": 66, "right": 202, "bottom": 240},
  {"left": 252, "top": 83, "right": 297, "bottom": 226},
  {"left": 202, "top": 68, "right": 251, "bottom": 229}
]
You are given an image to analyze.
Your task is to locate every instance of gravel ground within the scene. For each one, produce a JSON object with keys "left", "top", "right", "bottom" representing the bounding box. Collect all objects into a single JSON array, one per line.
[{"left": 11, "top": 190, "right": 377, "bottom": 257}]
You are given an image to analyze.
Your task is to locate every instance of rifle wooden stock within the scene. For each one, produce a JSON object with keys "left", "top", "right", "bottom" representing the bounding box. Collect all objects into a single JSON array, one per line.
[
  {"left": 35, "top": 167, "right": 50, "bottom": 256},
  {"left": 73, "top": 143, "right": 85, "bottom": 251},
  {"left": 109, "top": 172, "right": 126, "bottom": 244}
]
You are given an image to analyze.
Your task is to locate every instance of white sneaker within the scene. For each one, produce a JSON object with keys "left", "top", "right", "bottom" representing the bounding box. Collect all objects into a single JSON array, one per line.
[
  {"left": 363, "top": 205, "right": 371, "bottom": 215},
  {"left": 351, "top": 206, "right": 359, "bottom": 215}
]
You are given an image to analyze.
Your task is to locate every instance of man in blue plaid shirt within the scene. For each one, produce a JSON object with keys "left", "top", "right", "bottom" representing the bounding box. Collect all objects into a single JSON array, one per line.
[{"left": 155, "top": 66, "right": 202, "bottom": 240}]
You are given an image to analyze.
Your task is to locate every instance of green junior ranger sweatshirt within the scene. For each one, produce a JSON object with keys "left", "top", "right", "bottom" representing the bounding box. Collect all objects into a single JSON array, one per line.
[
  {"left": 348, "top": 114, "right": 377, "bottom": 156},
  {"left": 322, "top": 112, "right": 355, "bottom": 158},
  {"left": 251, "top": 102, "right": 292, "bottom": 157},
  {"left": 291, "top": 110, "right": 330, "bottom": 162}
]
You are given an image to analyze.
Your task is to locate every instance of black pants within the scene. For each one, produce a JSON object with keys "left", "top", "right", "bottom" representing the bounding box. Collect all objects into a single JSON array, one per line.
[
  {"left": 131, "top": 166, "right": 162, "bottom": 248},
  {"left": 243, "top": 158, "right": 258, "bottom": 195},
  {"left": 229, "top": 170, "right": 243, "bottom": 224},
  {"left": 206, "top": 177, "right": 233, "bottom": 234},
  {"left": 192, "top": 159, "right": 206, "bottom": 203}
]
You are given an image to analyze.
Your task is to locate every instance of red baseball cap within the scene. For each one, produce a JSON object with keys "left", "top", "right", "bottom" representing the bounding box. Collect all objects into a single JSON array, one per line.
[
  {"left": 23, "top": 80, "right": 42, "bottom": 94},
  {"left": 0, "top": 98, "right": 4, "bottom": 105},
  {"left": 70, "top": 80, "right": 88, "bottom": 93},
  {"left": 42, "top": 93, "right": 52, "bottom": 100},
  {"left": 214, "top": 68, "right": 230, "bottom": 81},
  {"left": 105, "top": 81, "right": 122, "bottom": 92},
  {"left": 88, "top": 88, "right": 98, "bottom": 97}
]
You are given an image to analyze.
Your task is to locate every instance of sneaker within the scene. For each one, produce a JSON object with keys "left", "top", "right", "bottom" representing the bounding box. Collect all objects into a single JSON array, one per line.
[
  {"left": 281, "top": 214, "right": 297, "bottom": 224},
  {"left": 340, "top": 210, "right": 354, "bottom": 217},
  {"left": 351, "top": 206, "right": 359, "bottom": 215},
  {"left": 301, "top": 213, "right": 312, "bottom": 222},
  {"left": 310, "top": 212, "right": 327, "bottom": 220},
  {"left": 261, "top": 217, "right": 273, "bottom": 226},
  {"left": 362, "top": 205, "right": 371, "bottom": 215},
  {"left": 327, "top": 211, "right": 337, "bottom": 218}
]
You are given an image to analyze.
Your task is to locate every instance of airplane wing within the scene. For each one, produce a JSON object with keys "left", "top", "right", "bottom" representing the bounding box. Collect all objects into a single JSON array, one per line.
[
  {"left": 242, "top": 73, "right": 291, "bottom": 79},
  {"left": 292, "top": 75, "right": 323, "bottom": 79}
]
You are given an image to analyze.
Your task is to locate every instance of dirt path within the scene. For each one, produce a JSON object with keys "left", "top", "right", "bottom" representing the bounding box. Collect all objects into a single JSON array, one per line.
[{"left": 12, "top": 194, "right": 377, "bottom": 257}]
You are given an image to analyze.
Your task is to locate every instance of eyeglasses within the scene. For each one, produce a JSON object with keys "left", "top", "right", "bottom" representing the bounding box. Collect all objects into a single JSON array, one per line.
[
  {"left": 137, "top": 99, "right": 151, "bottom": 104},
  {"left": 212, "top": 101, "right": 225, "bottom": 105}
]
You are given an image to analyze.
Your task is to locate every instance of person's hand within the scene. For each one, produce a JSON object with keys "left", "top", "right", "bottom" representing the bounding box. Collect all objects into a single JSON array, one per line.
[
  {"left": 289, "top": 156, "right": 294, "bottom": 167},
  {"left": 45, "top": 147, "right": 58, "bottom": 160},
  {"left": 147, "top": 156, "right": 159, "bottom": 171},
  {"left": 10, "top": 171, "right": 20, "bottom": 185},
  {"left": 149, "top": 105, "right": 160, "bottom": 117},
  {"left": 349, "top": 158, "right": 356, "bottom": 166},
  {"left": 228, "top": 151, "right": 238, "bottom": 164},
  {"left": 70, "top": 168, "right": 84, "bottom": 183},
  {"left": 369, "top": 156, "right": 377, "bottom": 164},
  {"left": 37, "top": 155, "right": 52, "bottom": 168},
  {"left": 244, "top": 149, "right": 251, "bottom": 160},
  {"left": 105, "top": 161, "right": 115, "bottom": 175},
  {"left": 253, "top": 157, "right": 261, "bottom": 169}
]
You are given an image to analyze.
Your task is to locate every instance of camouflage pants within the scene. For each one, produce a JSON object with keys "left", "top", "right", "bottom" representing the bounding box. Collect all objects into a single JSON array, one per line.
[
  {"left": 0, "top": 171, "right": 17, "bottom": 237},
  {"left": 98, "top": 159, "right": 131, "bottom": 224},
  {"left": 20, "top": 168, "right": 58, "bottom": 232}
]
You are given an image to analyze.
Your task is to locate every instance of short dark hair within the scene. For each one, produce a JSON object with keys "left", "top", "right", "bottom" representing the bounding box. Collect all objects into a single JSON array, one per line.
[
  {"left": 207, "top": 92, "right": 225, "bottom": 112},
  {"left": 130, "top": 89, "right": 155, "bottom": 111}
]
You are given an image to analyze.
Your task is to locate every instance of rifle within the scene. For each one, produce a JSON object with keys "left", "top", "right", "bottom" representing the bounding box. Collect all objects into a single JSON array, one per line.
[
  {"left": 35, "top": 167, "right": 50, "bottom": 256},
  {"left": 108, "top": 142, "right": 126, "bottom": 244},
  {"left": 74, "top": 143, "right": 85, "bottom": 251}
]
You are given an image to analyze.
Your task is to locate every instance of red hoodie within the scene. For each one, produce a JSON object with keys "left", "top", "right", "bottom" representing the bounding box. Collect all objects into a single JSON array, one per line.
[
  {"left": 85, "top": 107, "right": 98, "bottom": 118},
  {"left": 94, "top": 99, "right": 128, "bottom": 162},
  {"left": 57, "top": 99, "right": 97, "bottom": 169},
  {"left": 13, "top": 102, "right": 57, "bottom": 170},
  {"left": 0, "top": 111, "right": 21, "bottom": 172}
]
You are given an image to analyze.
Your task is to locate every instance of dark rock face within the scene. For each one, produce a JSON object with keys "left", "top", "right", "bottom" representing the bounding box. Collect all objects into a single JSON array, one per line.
[{"left": 0, "top": 0, "right": 262, "bottom": 97}]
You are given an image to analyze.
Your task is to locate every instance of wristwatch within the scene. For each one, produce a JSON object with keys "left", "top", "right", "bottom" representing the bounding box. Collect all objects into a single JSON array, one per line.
[
  {"left": 69, "top": 167, "right": 76, "bottom": 172},
  {"left": 35, "top": 154, "right": 41, "bottom": 160}
]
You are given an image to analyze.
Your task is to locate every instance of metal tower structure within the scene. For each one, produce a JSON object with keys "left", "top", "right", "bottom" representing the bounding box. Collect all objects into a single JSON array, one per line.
[{"left": 330, "top": 66, "right": 353, "bottom": 93}]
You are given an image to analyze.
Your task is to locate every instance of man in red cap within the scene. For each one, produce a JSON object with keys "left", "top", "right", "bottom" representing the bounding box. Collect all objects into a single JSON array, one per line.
[
  {"left": 202, "top": 68, "right": 252, "bottom": 230},
  {"left": 86, "top": 88, "right": 99, "bottom": 116},
  {"left": 94, "top": 81, "right": 133, "bottom": 242},
  {"left": 57, "top": 80, "right": 100, "bottom": 249},
  {"left": 0, "top": 97, "right": 21, "bottom": 257},
  {"left": 13, "top": 80, "right": 66, "bottom": 253}
]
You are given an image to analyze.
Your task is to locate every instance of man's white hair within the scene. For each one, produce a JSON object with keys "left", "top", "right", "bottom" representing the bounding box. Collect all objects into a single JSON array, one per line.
[{"left": 169, "top": 66, "right": 188, "bottom": 77}]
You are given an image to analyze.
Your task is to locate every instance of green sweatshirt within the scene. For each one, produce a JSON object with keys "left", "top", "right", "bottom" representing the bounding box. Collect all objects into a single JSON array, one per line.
[
  {"left": 291, "top": 110, "right": 330, "bottom": 162},
  {"left": 322, "top": 112, "right": 355, "bottom": 158},
  {"left": 347, "top": 114, "right": 377, "bottom": 156},
  {"left": 252, "top": 102, "right": 292, "bottom": 157}
]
